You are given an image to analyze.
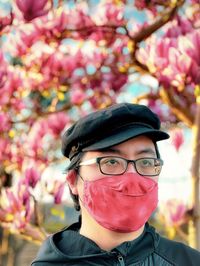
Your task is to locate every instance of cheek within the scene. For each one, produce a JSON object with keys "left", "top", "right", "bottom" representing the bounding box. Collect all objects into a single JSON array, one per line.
[{"left": 79, "top": 166, "right": 103, "bottom": 181}]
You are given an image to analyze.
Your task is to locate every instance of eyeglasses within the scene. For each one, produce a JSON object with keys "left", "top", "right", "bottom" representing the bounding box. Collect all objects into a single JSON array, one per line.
[{"left": 79, "top": 156, "right": 163, "bottom": 176}]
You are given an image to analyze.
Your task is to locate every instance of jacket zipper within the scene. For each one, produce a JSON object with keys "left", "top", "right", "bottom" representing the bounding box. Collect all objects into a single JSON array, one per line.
[{"left": 117, "top": 254, "right": 125, "bottom": 266}]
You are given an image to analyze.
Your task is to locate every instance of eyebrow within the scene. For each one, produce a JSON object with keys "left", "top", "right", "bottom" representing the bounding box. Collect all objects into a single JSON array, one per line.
[
  {"left": 99, "top": 147, "right": 123, "bottom": 155},
  {"left": 99, "top": 147, "right": 157, "bottom": 157},
  {"left": 135, "top": 148, "right": 157, "bottom": 156}
]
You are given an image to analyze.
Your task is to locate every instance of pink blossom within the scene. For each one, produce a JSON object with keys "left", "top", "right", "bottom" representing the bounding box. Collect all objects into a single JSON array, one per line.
[
  {"left": 25, "top": 114, "right": 69, "bottom": 164},
  {"left": 165, "top": 16, "right": 193, "bottom": 38},
  {"left": 1, "top": 183, "right": 31, "bottom": 228},
  {"left": 25, "top": 167, "right": 40, "bottom": 188},
  {"left": 161, "top": 199, "right": 187, "bottom": 226},
  {"left": 5, "top": 189, "right": 21, "bottom": 213},
  {"left": 54, "top": 182, "right": 65, "bottom": 204},
  {"left": 0, "top": 113, "right": 11, "bottom": 133},
  {"left": 109, "top": 73, "right": 128, "bottom": 92},
  {"left": 92, "top": 2, "right": 125, "bottom": 26},
  {"left": 190, "top": 0, "right": 200, "bottom": 3},
  {"left": 13, "top": 27, "right": 41, "bottom": 56},
  {"left": 0, "top": 51, "right": 7, "bottom": 88},
  {"left": 67, "top": 5, "right": 94, "bottom": 29},
  {"left": 89, "top": 27, "right": 121, "bottom": 47},
  {"left": 41, "top": 52, "right": 63, "bottom": 77},
  {"left": 148, "top": 99, "right": 175, "bottom": 122},
  {"left": 62, "top": 52, "right": 84, "bottom": 74},
  {"left": 16, "top": 0, "right": 51, "bottom": 22},
  {"left": 0, "top": 138, "right": 12, "bottom": 162},
  {"left": 0, "top": 209, "right": 7, "bottom": 222},
  {"left": 0, "top": 69, "right": 25, "bottom": 109},
  {"left": 0, "top": 10, "right": 13, "bottom": 32},
  {"left": 47, "top": 113, "right": 70, "bottom": 136},
  {"left": 35, "top": 5, "right": 94, "bottom": 37},
  {"left": 71, "top": 89, "right": 86, "bottom": 105},
  {"left": 137, "top": 27, "right": 200, "bottom": 91},
  {"left": 0, "top": 183, "right": 32, "bottom": 230},
  {"left": 89, "top": 92, "right": 116, "bottom": 109},
  {"left": 0, "top": 70, "right": 6, "bottom": 89},
  {"left": 171, "top": 129, "right": 184, "bottom": 152},
  {"left": 45, "top": 180, "right": 66, "bottom": 204},
  {"left": 26, "top": 120, "right": 48, "bottom": 160},
  {"left": 134, "top": 0, "right": 158, "bottom": 15}
]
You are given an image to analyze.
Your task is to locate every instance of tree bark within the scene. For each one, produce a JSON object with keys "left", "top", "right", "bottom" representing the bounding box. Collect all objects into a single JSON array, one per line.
[{"left": 190, "top": 97, "right": 200, "bottom": 250}]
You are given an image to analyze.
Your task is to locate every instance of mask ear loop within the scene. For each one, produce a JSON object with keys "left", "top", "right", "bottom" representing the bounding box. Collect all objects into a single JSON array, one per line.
[
  {"left": 76, "top": 173, "right": 85, "bottom": 205},
  {"left": 76, "top": 169, "right": 85, "bottom": 182}
]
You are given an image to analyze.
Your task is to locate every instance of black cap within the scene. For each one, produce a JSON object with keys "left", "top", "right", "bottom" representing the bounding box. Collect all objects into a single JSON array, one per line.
[{"left": 62, "top": 103, "right": 169, "bottom": 159}]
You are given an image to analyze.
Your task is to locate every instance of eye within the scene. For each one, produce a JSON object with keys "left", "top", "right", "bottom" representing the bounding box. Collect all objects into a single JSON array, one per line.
[
  {"left": 100, "top": 157, "right": 126, "bottom": 175},
  {"left": 101, "top": 158, "right": 120, "bottom": 166},
  {"left": 139, "top": 158, "right": 154, "bottom": 167}
]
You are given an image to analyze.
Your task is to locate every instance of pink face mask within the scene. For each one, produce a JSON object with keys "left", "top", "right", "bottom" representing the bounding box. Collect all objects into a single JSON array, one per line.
[{"left": 81, "top": 172, "right": 158, "bottom": 232}]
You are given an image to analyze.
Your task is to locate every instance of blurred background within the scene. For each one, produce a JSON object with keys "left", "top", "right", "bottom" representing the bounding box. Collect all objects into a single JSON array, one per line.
[{"left": 0, "top": 0, "right": 200, "bottom": 265}]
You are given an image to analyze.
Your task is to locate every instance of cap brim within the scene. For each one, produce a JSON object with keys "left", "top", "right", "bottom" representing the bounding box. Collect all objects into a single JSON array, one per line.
[{"left": 82, "top": 125, "right": 169, "bottom": 151}]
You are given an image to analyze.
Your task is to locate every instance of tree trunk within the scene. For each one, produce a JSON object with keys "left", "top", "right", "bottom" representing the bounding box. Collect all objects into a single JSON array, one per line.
[{"left": 190, "top": 97, "right": 200, "bottom": 250}]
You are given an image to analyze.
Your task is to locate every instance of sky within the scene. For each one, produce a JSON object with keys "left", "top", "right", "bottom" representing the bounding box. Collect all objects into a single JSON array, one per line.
[{"left": 158, "top": 128, "right": 193, "bottom": 205}]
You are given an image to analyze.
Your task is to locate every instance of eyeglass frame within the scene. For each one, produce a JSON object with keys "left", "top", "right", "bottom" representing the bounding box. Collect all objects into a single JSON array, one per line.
[{"left": 78, "top": 156, "right": 164, "bottom": 176}]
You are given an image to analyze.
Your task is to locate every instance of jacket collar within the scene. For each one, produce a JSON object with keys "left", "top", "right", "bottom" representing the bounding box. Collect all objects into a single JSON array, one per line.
[{"left": 51, "top": 221, "right": 159, "bottom": 262}]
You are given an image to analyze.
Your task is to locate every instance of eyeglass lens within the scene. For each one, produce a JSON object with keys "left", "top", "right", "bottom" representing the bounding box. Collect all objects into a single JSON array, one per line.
[{"left": 99, "top": 157, "right": 162, "bottom": 176}]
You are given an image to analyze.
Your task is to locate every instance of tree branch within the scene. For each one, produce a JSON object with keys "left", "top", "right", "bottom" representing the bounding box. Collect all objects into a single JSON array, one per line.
[
  {"left": 11, "top": 102, "right": 72, "bottom": 124},
  {"left": 31, "top": 194, "right": 47, "bottom": 238},
  {"left": 132, "top": 92, "right": 159, "bottom": 103},
  {"left": 132, "top": 0, "right": 185, "bottom": 43},
  {"left": 127, "top": 1, "right": 184, "bottom": 75},
  {"left": 159, "top": 87, "right": 194, "bottom": 127}
]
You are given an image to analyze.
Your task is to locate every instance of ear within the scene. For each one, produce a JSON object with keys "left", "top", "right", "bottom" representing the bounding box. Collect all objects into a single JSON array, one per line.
[{"left": 66, "top": 170, "right": 78, "bottom": 195}]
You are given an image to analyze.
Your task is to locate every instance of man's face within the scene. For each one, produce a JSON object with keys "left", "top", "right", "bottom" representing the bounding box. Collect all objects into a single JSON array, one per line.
[{"left": 67, "top": 135, "right": 160, "bottom": 229}]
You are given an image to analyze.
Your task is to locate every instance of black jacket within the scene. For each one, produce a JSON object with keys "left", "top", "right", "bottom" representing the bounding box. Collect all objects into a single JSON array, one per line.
[{"left": 31, "top": 222, "right": 200, "bottom": 265}]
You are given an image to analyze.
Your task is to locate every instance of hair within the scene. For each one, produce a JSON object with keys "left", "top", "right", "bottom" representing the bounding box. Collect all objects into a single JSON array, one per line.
[
  {"left": 67, "top": 141, "right": 161, "bottom": 211},
  {"left": 154, "top": 142, "right": 161, "bottom": 158},
  {"left": 67, "top": 152, "right": 84, "bottom": 211}
]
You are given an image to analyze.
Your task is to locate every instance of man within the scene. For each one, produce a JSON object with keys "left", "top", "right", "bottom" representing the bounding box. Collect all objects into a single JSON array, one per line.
[{"left": 31, "top": 103, "right": 200, "bottom": 265}]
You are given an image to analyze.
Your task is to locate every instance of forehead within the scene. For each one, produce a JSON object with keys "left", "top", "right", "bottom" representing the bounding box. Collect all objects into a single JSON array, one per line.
[{"left": 83, "top": 135, "right": 156, "bottom": 159}]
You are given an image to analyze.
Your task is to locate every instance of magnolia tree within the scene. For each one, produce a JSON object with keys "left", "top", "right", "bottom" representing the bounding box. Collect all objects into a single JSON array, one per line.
[{"left": 0, "top": 0, "right": 200, "bottom": 248}]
